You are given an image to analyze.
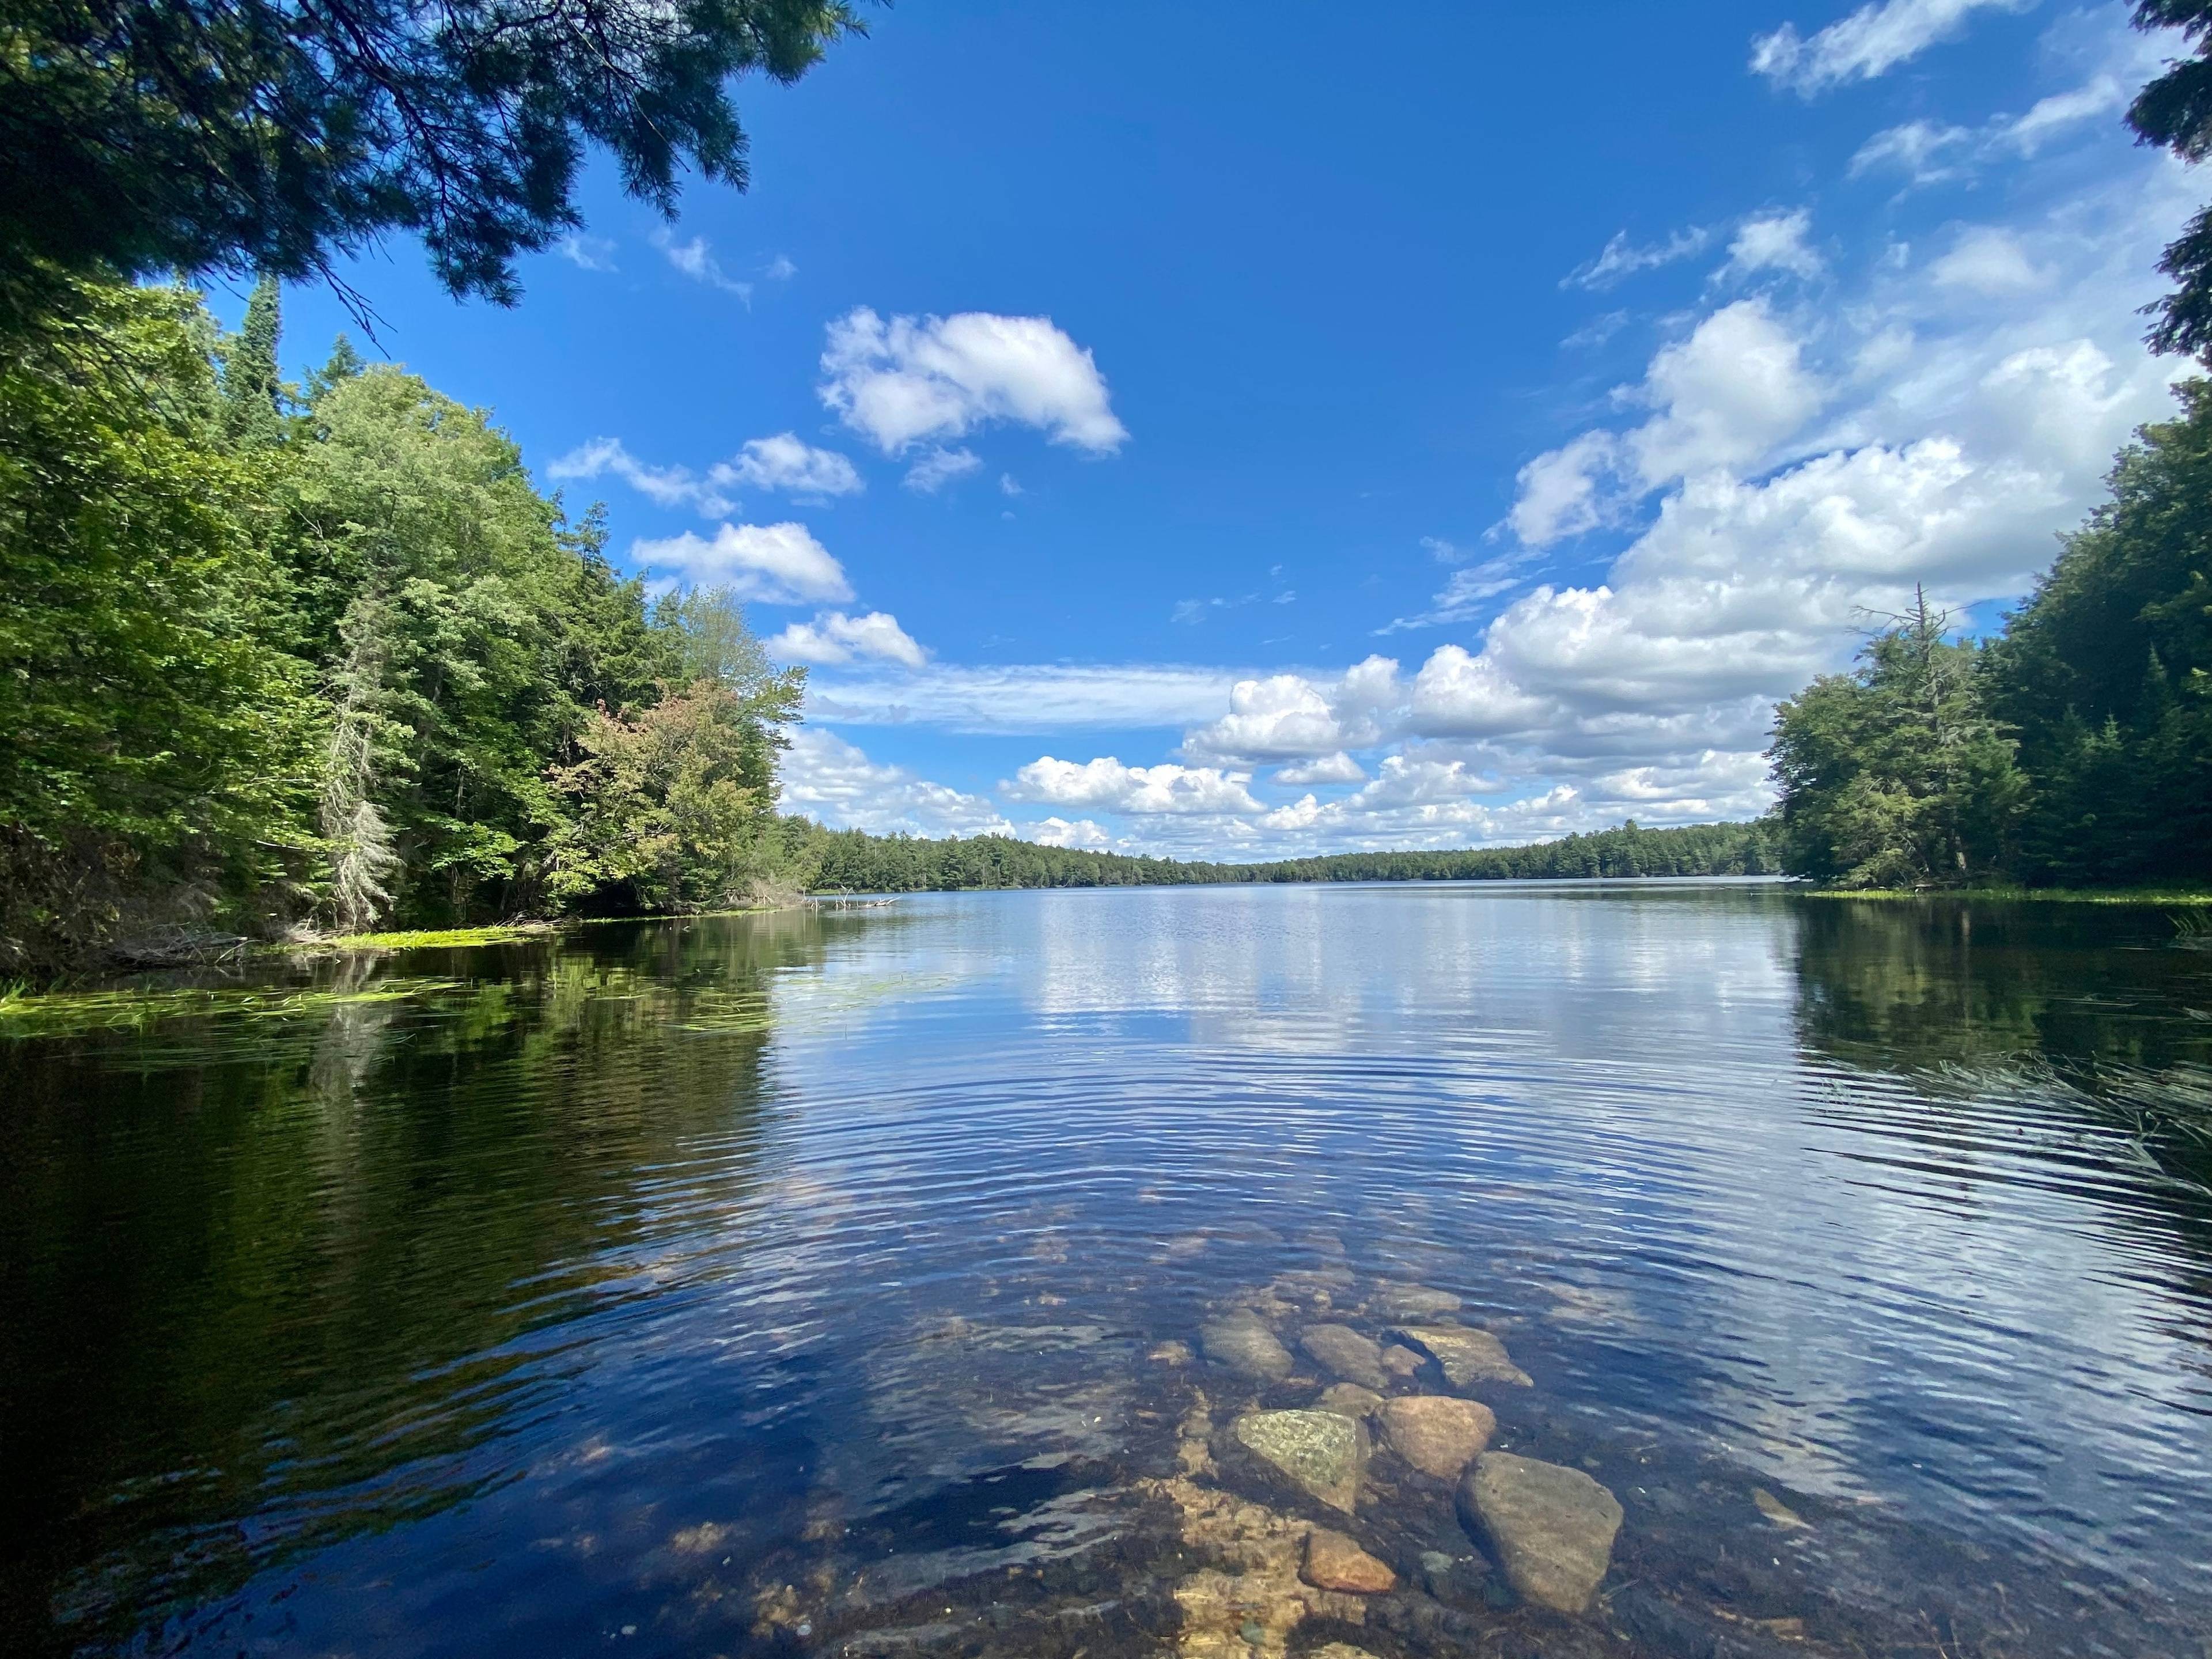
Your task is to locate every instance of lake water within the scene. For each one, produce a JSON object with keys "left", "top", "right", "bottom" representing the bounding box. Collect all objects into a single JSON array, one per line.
[{"left": 5, "top": 881, "right": 2212, "bottom": 1658}]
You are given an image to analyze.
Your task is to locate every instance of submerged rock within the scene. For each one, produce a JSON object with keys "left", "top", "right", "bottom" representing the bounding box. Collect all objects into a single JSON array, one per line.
[
  {"left": 1316, "top": 1382, "right": 1384, "bottom": 1420},
  {"left": 1142, "top": 1475, "right": 1371, "bottom": 1657},
  {"left": 1372, "top": 1283, "right": 1461, "bottom": 1321},
  {"left": 1418, "top": 1548, "right": 1492, "bottom": 1609},
  {"left": 1753, "top": 1486, "right": 1810, "bottom": 1530},
  {"left": 1390, "top": 1325, "right": 1532, "bottom": 1390},
  {"left": 1302, "top": 1528, "right": 1396, "bottom": 1593},
  {"left": 1378, "top": 1343, "right": 1424, "bottom": 1382},
  {"left": 1300, "top": 1323, "right": 1387, "bottom": 1388},
  {"left": 1460, "top": 1452, "right": 1623, "bottom": 1615},
  {"left": 1201, "top": 1312, "right": 1294, "bottom": 1381},
  {"left": 1377, "top": 1395, "right": 1495, "bottom": 1479},
  {"left": 1233, "top": 1409, "right": 1368, "bottom": 1512}
]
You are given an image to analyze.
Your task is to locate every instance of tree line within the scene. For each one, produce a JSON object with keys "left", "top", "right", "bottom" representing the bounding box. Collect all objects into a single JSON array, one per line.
[
  {"left": 802, "top": 819, "right": 1779, "bottom": 893},
  {"left": 1768, "top": 382, "right": 2212, "bottom": 889}
]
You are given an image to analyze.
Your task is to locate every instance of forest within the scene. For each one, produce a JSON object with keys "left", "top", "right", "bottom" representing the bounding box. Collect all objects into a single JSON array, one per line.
[
  {"left": 804, "top": 819, "right": 1778, "bottom": 893},
  {"left": 1, "top": 276, "right": 811, "bottom": 979},
  {"left": 1768, "top": 381, "right": 2212, "bottom": 890}
]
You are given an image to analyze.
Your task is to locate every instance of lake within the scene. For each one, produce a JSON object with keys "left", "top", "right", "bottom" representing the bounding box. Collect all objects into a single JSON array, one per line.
[{"left": 4, "top": 881, "right": 2211, "bottom": 1658}]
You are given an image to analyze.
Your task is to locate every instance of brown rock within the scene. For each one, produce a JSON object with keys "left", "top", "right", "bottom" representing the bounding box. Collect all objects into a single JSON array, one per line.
[
  {"left": 1378, "top": 1395, "right": 1495, "bottom": 1479},
  {"left": 1303, "top": 1528, "right": 1396, "bottom": 1593},
  {"left": 1379, "top": 1343, "right": 1424, "bottom": 1380},
  {"left": 1460, "top": 1452, "right": 1622, "bottom": 1615},
  {"left": 1300, "top": 1323, "right": 1387, "bottom": 1388}
]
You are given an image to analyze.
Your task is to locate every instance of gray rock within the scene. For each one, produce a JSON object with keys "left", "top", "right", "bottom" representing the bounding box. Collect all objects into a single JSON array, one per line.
[
  {"left": 1460, "top": 1452, "right": 1623, "bottom": 1615},
  {"left": 1316, "top": 1382, "right": 1384, "bottom": 1420},
  {"left": 1232, "top": 1408, "right": 1368, "bottom": 1512},
  {"left": 1200, "top": 1311, "right": 1293, "bottom": 1381},
  {"left": 1390, "top": 1324, "right": 1532, "bottom": 1390},
  {"left": 1300, "top": 1323, "right": 1387, "bottom": 1388},
  {"left": 1372, "top": 1283, "right": 1461, "bottom": 1321}
]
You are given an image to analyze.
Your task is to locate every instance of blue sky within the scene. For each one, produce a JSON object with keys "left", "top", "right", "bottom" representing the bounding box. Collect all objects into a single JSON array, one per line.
[{"left": 257, "top": 0, "right": 2195, "bottom": 856}]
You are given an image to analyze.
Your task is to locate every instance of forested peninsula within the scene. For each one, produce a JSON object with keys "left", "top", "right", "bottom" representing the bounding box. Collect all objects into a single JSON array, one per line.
[{"left": 3, "top": 275, "right": 2207, "bottom": 984}]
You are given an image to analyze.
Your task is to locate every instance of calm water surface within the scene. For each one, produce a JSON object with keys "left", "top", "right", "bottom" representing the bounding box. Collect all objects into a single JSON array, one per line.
[{"left": 5, "top": 881, "right": 2212, "bottom": 1658}]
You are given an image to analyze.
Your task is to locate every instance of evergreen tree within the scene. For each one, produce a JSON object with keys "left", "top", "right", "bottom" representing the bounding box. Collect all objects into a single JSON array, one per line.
[
  {"left": 219, "top": 274, "right": 286, "bottom": 448},
  {"left": 1985, "top": 381, "right": 2212, "bottom": 881},
  {"left": 0, "top": 0, "right": 863, "bottom": 311},
  {"left": 2130, "top": 2, "right": 2212, "bottom": 359},
  {"left": 1769, "top": 591, "right": 2024, "bottom": 888}
]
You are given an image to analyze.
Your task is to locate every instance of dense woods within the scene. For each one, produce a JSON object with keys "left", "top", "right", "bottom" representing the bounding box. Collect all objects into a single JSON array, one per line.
[
  {"left": 804, "top": 819, "right": 1778, "bottom": 893},
  {"left": 1, "top": 277, "right": 810, "bottom": 978},
  {"left": 1769, "top": 383, "right": 2212, "bottom": 889}
]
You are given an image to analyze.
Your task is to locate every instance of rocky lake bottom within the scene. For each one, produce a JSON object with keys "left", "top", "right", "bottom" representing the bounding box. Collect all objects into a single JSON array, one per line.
[{"left": 4, "top": 884, "right": 2211, "bottom": 1657}]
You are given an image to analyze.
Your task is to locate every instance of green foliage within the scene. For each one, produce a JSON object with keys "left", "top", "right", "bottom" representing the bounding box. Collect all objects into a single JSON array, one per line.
[
  {"left": 2130, "top": 2, "right": 2212, "bottom": 358},
  {"left": 1770, "top": 590, "right": 2024, "bottom": 888},
  {"left": 793, "top": 817, "right": 1780, "bottom": 894},
  {"left": 0, "top": 276, "right": 319, "bottom": 975},
  {"left": 1771, "top": 383, "right": 2212, "bottom": 889},
  {"left": 0, "top": 0, "right": 862, "bottom": 308},
  {"left": 0, "top": 272, "right": 812, "bottom": 976},
  {"left": 220, "top": 274, "right": 287, "bottom": 447},
  {"left": 1985, "top": 381, "right": 2212, "bottom": 882},
  {"left": 550, "top": 679, "right": 808, "bottom": 914},
  {"left": 285, "top": 366, "right": 628, "bottom": 921}
]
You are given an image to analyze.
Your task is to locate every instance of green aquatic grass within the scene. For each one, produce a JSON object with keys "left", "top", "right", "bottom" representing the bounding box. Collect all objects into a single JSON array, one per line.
[
  {"left": 290, "top": 902, "right": 823, "bottom": 955},
  {"left": 281, "top": 923, "right": 558, "bottom": 953},
  {"left": 0, "top": 981, "right": 464, "bottom": 1040}
]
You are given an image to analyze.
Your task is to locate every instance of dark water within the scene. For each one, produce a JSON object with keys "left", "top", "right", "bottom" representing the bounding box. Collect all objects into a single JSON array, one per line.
[{"left": 5, "top": 881, "right": 2212, "bottom": 1659}]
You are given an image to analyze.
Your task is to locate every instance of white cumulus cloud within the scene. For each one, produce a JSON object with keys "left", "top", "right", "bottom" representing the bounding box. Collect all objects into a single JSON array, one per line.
[
  {"left": 1007, "top": 757, "right": 1262, "bottom": 816},
  {"left": 1626, "top": 298, "right": 1825, "bottom": 486},
  {"left": 767, "top": 610, "right": 930, "bottom": 669},
  {"left": 720, "top": 433, "right": 863, "bottom": 497},
  {"left": 1273, "top": 753, "right": 1367, "bottom": 786},
  {"left": 820, "top": 308, "right": 1128, "bottom": 456},
  {"left": 1023, "top": 817, "right": 1115, "bottom": 849},
  {"left": 548, "top": 433, "right": 860, "bottom": 516},
  {"left": 1180, "top": 657, "right": 1403, "bottom": 763},
  {"left": 779, "top": 728, "right": 1013, "bottom": 838},
  {"left": 631, "top": 522, "right": 853, "bottom": 605}
]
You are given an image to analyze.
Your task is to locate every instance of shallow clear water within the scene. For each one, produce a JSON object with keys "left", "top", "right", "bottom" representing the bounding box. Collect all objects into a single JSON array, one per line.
[{"left": 5, "top": 881, "right": 2212, "bottom": 1658}]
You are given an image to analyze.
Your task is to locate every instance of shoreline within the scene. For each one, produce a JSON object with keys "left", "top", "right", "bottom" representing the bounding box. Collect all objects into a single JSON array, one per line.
[{"left": 1800, "top": 885, "right": 2212, "bottom": 905}]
